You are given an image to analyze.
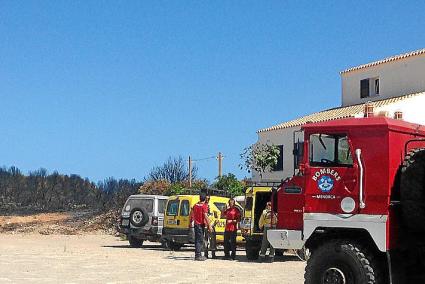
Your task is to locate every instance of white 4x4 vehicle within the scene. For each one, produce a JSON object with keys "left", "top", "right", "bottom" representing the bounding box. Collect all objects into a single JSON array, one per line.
[{"left": 118, "top": 195, "right": 168, "bottom": 247}]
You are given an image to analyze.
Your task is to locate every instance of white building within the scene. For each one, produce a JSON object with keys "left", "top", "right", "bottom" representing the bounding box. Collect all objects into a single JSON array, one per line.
[{"left": 255, "top": 48, "right": 425, "bottom": 181}]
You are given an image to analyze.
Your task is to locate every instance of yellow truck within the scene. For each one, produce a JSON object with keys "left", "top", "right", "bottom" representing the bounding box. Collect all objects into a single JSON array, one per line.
[
  {"left": 162, "top": 194, "right": 244, "bottom": 250},
  {"left": 240, "top": 182, "right": 283, "bottom": 260}
]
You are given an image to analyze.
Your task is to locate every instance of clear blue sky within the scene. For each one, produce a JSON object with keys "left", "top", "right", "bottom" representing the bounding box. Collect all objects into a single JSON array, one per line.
[{"left": 1, "top": 1, "right": 425, "bottom": 182}]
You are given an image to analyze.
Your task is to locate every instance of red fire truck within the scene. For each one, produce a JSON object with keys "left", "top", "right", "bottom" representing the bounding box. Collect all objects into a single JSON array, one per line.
[{"left": 267, "top": 116, "right": 425, "bottom": 284}]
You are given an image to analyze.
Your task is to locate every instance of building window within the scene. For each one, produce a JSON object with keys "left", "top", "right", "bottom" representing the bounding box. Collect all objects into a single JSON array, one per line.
[
  {"left": 273, "top": 145, "right": 284, "bottom": 171},
  {"left": 360, "top": 77, "right": 380, "bottom": 98},
  {"left": 360, "top": 79, "right": 369, "bottom": 98},
  {"left": 374, "top": 78, "right": 380, "bottom": 95}
]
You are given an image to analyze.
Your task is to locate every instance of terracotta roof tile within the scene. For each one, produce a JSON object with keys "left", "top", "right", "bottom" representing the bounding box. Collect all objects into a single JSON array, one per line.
[
  {"left": 341, "top": 48, "right": 425, "bottom": 74},
  {"left": 257, "top": 92, "right": 424, "bottom": 133}
]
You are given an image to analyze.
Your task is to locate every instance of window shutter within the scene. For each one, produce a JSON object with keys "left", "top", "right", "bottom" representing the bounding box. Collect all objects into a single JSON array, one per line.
[{"left": 360, "top": 79, "right": 369, "bottom": 98}]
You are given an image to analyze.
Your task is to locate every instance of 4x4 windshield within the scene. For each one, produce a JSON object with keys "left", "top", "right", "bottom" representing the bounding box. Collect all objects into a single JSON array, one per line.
[
  {"left": 126, "top": 198, "right": 154, "bottom": 213},
  {"left": 309, "top": 134, "right": 353, "bottom": 167}
]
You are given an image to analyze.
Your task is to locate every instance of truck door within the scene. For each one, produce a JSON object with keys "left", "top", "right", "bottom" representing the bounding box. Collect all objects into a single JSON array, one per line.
[
  {"left": 157, "top": 199, "right": 167, "bottom": 234},
  {"left": 165, "top": 198, "right": 180, "bottom": 228},
  {"left": 304, "top": 133, "right": 358, "bottom": 214},
  {"left": 179, "top": 199, "right": 191, "bottom": 228},
  {"left": 277, "top": 175, "right": 305, "bottom": 231}
]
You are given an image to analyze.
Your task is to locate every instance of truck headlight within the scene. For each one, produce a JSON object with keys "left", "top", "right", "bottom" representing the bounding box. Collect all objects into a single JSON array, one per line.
[
  {"left": 341, "top": 197, "right": 355, "bottom": 213},
  {"left": 125, "top": 205, "right": 131, "bottom": 211}
]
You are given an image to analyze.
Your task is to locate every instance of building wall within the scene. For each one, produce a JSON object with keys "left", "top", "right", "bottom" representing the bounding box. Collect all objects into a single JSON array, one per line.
[
  {"left": 342, "top": 54, "right": 425, "bottom": 107},
  {"left": 373, "top": 94, "right": 425, "bottom": 125},
  {"left": 253, "top": 126, "right": 301, "bottom": 181}
]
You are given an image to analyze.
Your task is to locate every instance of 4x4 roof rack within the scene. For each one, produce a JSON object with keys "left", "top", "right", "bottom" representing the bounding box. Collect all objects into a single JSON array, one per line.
[
  {"left": 177, "top": 188, "right": 232, "bottom": 198},
  {"left": 245, "top": 180, "right": 284, "bottom": 188}
]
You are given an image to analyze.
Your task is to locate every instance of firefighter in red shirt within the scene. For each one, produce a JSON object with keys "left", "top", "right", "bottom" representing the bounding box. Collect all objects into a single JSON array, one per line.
[
  {"left": 189, "top": 192, "right": 212, "bottom": 261},
  {"left": 222, "top": 198, "right": 241, "bottom": 260}
]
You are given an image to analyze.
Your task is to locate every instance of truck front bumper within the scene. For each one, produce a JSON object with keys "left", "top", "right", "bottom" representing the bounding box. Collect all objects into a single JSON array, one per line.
[{"left": 267, "top": 229, "right": 304, "bottom": 250}]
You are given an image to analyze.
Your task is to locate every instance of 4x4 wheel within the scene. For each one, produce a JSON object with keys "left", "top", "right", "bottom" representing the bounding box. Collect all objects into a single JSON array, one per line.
[
  {"left": 305, "top": 240, "right": 382, "bottom": 284},
  {"left": 167, "top": 240, "right": 183, "bottom": 251},
  {"left": 129, "top": 207, "right": 149, "bottom": 227},
  {"left": 245, "top": 239, "right": 260, "bottom": 260},
  {"left": 128, "top": 236, "right": 144, "bottom": 248}
]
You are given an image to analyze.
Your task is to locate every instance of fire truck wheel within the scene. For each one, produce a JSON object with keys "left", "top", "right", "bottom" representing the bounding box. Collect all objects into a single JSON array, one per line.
[
  {"left": 304, "top": 240, "right": 381, "bottom": 284},
  {"left": 245, "top": 240, "right": 260, "bottom": 260},
  {"left": 401, "top": 148, "right": 425, "bottom": 233},
  {"left": 128, "top": 236, "right": 144, "bottom": 248}
]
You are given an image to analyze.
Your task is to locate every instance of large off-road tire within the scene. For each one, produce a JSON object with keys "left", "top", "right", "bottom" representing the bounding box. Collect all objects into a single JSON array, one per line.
[
  {"left": 128, "top": 236, "right": 144, "bottom": 248},
  {"left": 129, "top": 207, "right": 149, "bottom": 227},
  {"left": 305, "top": 240, "right": 382, "bottom": 284},
  {"left": 400, "top": 148, "right": 425, "bottom": 233},
  {"left": 245, "top": 239, "right": 260, "bottom": 260}
]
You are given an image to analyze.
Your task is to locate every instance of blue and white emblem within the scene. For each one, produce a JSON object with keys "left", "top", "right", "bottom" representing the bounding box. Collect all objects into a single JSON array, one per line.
[{"left": 318, "top": 175, "right": 334, "bottom": 193}]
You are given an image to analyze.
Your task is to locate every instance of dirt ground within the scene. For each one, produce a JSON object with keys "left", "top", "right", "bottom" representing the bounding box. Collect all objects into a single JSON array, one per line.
[
  {"left": 0, "top": 234, "right": 306, "bottom": 284},
  {"left": 0, "top": 210, "right": 118, "bottom": 235}
]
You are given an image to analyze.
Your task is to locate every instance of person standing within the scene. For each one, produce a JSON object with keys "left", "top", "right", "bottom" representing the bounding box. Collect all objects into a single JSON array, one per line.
[
  {"left": 190, "top": 192, "right": 212, "bottom": 261},
  {"left": 204, "top": 196, "right": 217, "bottom": 259},
  {"left": 222, "top": 198, "right": 241, "bottom": 260},
  {"left": 259, "top": 201, "right": 277, "bottom": 262}
]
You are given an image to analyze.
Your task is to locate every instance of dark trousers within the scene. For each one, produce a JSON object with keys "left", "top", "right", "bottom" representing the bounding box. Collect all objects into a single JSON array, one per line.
[
  {"left": 194, "top": 224, "right": 205, "bottom": 258},
  {"left": 224, "top": 231, "right": 237, "bottom": 258}
]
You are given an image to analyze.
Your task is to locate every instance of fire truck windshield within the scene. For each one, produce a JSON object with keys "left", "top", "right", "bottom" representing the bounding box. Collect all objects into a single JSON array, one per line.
[{"left": 309, "top": 134, "right": 353, "bottom": 167}]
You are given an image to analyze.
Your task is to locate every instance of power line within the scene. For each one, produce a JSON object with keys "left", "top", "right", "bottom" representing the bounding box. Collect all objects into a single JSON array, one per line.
[{"left": 191, "top": 156, "right": 216, "bottom": 162}]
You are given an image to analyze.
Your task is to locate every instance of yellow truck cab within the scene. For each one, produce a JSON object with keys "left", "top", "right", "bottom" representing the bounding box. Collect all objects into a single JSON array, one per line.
[
  {"left": 240, "top": 182, "right": 282, "bottom": 260},
  {"left": 162, "top": 194, "right": 244, "bottom": 250}
]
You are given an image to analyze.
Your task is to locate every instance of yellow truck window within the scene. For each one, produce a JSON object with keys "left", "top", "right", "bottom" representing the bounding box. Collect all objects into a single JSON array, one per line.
[
  {"left": 166, "top": 200, "right": 179, "bottom": 216},
  {"left": 180, "top": 200, "right": 190, "bottom": 216},
  {"left": 245, "top": 197, "right": 253, "bottom": 210},
  {"left": 213, "top": 202, "right": 226, "bottom": 219}
]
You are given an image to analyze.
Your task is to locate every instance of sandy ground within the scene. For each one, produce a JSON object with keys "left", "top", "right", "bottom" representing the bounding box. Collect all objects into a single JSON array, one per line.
[
  {"left": 0, "top": 234, "right": 306, "bottom": 284},
  {"left": 0, "top": 211, "right": 117, "bottom": 234}
]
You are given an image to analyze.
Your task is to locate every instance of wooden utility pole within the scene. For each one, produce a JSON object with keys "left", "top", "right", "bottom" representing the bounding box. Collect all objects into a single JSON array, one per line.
[
  {"left": 188, "top": 156, "right": 192, "bottom": 188},
  {"left": 217, "top": 152, "right": 223, "bottom": 177}
]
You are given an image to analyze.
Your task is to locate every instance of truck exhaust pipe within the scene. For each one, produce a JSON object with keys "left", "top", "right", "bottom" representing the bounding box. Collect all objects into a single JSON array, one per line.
[{"left": 355, "top": 149, "right": 366, "bottom": 209}]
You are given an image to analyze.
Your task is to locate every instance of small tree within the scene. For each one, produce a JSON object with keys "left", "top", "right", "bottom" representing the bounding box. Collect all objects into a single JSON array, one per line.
[
  {"left": 240, "top": 143, "right": 280, "bottom": 179},
  {"left": 165, "top": 182, "right": 186, "bottom": 196},
  {"left": 139, "top": 180, "right": 171, "bottom": 195},
  {"left": 213, "top": 173, "right": 245, "bottom": 197},
  {"left": 146, "top": 156, "right": 197, "bottom": 184}
]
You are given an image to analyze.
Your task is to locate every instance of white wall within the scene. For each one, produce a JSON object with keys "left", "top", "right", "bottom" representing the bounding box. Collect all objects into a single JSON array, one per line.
[
  {"left": 373, "top": 94, "right": 425, "bottom": 125},
  {"left": 253, "top": 126, "right": 301, "bottom": 181},
  {"left": 342, "top": 54, "right": 425, "bottom": 107}
]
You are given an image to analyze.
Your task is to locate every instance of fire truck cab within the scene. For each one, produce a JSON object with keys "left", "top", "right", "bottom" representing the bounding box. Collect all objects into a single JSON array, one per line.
[{"left": 268, "top": 116, "right": 425, "bottom": 283}]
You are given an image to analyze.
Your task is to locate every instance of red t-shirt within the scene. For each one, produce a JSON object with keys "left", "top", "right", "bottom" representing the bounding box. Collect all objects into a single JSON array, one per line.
[
  {"left": 191, "top": 202, "right": 208, "bottom": 225},
  {"left": 223, "top": 207, "right": 241, "bottom": 232}
]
